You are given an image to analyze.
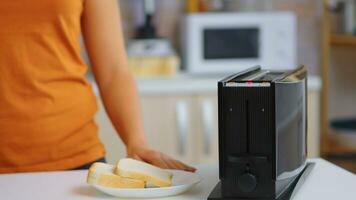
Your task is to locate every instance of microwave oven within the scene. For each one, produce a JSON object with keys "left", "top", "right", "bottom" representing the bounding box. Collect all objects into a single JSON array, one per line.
[{"left": 182, "top": 12, "right": 298, "bottom": 74}]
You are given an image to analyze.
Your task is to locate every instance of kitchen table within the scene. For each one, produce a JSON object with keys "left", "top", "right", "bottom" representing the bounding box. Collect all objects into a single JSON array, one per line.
[{"left": 0, "top": 158, "right": 355, "bottom": 200}]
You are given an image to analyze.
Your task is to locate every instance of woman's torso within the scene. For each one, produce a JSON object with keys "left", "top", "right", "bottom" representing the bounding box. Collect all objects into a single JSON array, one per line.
[{"left": 0, "top": 0, "right": 105, "bottom": 173}]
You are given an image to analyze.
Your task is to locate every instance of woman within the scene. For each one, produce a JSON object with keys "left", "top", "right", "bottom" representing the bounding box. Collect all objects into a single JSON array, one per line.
[{"left": 0, "top": 0, "right": 195, "bottom": 173}]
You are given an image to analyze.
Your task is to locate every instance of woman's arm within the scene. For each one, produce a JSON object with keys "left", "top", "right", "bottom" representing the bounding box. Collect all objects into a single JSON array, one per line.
[{"left": 81, "top": 0, "right": 195, "bottom": 172}]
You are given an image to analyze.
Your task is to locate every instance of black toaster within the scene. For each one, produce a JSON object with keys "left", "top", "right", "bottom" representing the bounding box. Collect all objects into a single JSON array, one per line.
[{"left": 208, "top": 66, "right": 314, "bottom": 200}]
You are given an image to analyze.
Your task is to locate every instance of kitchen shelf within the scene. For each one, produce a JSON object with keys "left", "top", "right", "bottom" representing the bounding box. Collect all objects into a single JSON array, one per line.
[
  {"left": 320, "top": 0, "right": 356, "bottom": 167},
  {"left": 330, "top": 34, "right": 356, "bottom": 47},
  {"left": 325, "top": 134, "right": 356, "bottom": 155}
]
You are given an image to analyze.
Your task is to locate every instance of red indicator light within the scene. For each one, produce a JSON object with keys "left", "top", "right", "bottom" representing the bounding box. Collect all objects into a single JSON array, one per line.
[{"left": 245, "top": 81, "right": 253, "bottom": 87}]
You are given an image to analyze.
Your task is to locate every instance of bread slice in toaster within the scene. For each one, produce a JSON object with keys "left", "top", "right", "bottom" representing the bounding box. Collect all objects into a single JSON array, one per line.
[
  {"left": 115, "top": 158, "right": 173, "bottom": 187},
  {"left": 87, "top": 162, "right": 145, "bottom": 188}
]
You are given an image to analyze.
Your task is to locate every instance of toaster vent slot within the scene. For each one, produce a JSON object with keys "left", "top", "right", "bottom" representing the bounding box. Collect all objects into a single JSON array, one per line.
[
  {"left": 246, "top": 100, "right": 250, "bottom": 153},
  {"left": 224, "top": 87, "right": 248, "bottom": 154},
  {"left": 249, "top": 88, "right": 272, "bottom": 155}
]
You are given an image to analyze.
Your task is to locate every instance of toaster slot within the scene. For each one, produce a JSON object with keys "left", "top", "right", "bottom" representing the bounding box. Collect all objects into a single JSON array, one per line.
[{"left": 246, "top": 100, "right": 250, "bottom": 153}]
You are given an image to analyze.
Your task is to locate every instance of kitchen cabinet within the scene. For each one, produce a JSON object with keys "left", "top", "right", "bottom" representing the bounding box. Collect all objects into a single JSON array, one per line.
[
  {"left": 141, "top": 94, "right": 220, "bottom": 165},
  {"left": 194, "top": 95, "right": 219, "bottom": 164},
  {"left": 320, "top": 1, "right": 356, "bottom": 173},
  {"left": 95, "top": 95, "right": 217, "bottom": 165},
  {"left": 93, "top": 75, "right": 321, "bottom": 165},
  {"left": 140, "top": 96, "right": 197, "bottom": 164}
]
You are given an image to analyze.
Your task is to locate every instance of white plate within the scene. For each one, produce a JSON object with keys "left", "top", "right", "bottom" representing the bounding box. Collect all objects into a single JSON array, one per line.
[{"left": 92, "top": 170, "right": 202, "bottom": 198}]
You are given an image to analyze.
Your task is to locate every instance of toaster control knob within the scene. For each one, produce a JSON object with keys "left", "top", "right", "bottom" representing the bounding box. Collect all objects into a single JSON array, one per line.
[{"left": 238, "top": 173, "right": 257, "bottom": 193}]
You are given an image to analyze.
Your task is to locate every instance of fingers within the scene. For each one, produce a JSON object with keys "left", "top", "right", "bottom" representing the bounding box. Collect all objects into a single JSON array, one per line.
[
  {"left": 160, "top": 154, "right": 174, "bottom": 169},
  {"left": 127, "top": 154, "right": 143, "bottom": 161},
  {"left": 144, "top": 151, "right": 170, "bottom": 169},
  {"left": 127, "top": 146, "right": 197, "bottom": 172},
  {"left": 161, "top": 154, "right": 197, "bottom": 172},
  {"left": 173, "top": 159, "right": 196, "bottom": 172},
  {"left": 145, "top": 152, "right": 196, "bottom": 172},
  {"left": 161, "top": 155, "right": 181, "bottom": 170}
]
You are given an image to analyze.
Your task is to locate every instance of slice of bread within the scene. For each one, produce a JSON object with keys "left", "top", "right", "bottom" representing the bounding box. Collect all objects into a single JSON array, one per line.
[
  {"left": 115, "top": 158, "right": 173, "bottom": 187},
  {"left": 87, "top": 162, "right": 145, "bottom": 188}
]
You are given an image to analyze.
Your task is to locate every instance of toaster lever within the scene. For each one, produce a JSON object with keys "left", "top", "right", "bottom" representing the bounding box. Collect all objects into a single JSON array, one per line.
[{"left": 227, "top": 155, "right": 267, "bottom": 164}]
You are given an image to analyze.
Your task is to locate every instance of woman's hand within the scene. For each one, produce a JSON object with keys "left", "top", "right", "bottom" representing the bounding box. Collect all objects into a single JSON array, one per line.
[{"left": 127, "top": 145, "right": 196, "bottom": 172}]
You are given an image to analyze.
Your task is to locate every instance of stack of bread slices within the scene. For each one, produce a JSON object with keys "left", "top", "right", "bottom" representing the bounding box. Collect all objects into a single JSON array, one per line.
[{"left": 87, "top": 158, "right": 173, "bottom": 188}]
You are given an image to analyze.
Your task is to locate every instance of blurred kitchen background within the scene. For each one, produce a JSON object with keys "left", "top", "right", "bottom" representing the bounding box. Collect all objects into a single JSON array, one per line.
[{"left": 84, "top": 0, "right": 356, "bottom": 173}]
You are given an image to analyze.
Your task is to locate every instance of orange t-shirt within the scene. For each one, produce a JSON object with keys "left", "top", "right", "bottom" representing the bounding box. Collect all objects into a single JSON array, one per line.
[{"left": 0, "top": 0, "right": 105, "bottom": 173}]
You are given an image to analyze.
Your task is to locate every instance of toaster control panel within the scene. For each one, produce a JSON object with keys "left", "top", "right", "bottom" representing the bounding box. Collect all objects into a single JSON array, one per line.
[{"left": 238, "top": 172, "right": 257, "bottom": 193}]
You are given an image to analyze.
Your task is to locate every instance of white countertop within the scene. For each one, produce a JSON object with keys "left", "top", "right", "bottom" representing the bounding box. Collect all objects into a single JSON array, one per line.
[
  {"left": 0, "top": 159, "right": 354, "bottom": 200},
  {"left": 88, "top": 73, "right": 321, "bottom": 96}
]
